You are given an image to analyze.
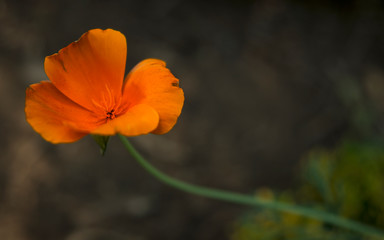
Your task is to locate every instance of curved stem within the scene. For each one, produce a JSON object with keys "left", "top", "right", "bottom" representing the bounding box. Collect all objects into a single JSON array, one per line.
[{"left": 118, "top": 134, "right": 384, "bottom": 239}]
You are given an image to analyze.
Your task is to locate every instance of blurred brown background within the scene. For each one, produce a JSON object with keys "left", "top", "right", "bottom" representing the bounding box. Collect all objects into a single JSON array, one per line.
[{"left": 1, "top": 0, "right": 384, "bottom": 239}]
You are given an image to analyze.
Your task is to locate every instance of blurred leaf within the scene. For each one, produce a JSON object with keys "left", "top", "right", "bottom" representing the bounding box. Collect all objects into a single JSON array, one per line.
[
  {"left": 92, "top": 135, "right": 109, "bottom": 155},
  {"left": 232, "top": 139, "right": 384, "bottom": 240}
]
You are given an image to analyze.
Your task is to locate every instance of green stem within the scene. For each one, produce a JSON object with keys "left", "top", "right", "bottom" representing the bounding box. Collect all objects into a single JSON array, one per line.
[{"left": 118, "top": 134, "right": 384, "bottom": 239}]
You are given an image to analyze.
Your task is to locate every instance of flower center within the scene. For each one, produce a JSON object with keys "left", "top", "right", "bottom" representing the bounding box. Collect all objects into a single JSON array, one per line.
[{"left": 106, "top": 109, "right": 116, "bottom": 120}]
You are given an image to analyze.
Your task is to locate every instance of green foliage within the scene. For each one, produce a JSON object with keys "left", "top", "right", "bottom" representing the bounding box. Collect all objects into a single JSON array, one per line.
[
  {"left": 232, "top": 139, "right": 384, "bottom": 240},
  {"left": 92, "top": 135, "right": 109, "bottom": 155}
]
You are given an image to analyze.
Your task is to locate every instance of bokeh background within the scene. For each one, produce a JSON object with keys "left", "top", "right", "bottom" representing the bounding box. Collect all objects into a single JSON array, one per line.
[{"left": 1, "top": 0, "right": 384, "bottom": 239}]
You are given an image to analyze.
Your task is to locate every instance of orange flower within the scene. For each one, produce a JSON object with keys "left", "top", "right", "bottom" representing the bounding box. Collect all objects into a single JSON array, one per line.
[{"left": 25, "top": 29, "right": 184, "bottom": 143}]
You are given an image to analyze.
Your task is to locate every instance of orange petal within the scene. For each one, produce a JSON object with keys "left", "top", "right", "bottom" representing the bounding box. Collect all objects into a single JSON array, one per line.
[
  {"left": 122, "top": 59, "right": 184, "bottom": 134},
  {"left": 91, "top": 104, "right": 159, "bottom": 136},
  {"left": 25, "top": 81, "right": 101, "bottom": 143},
  {"left": 44, "top": 29, "right": 127, "bottom": 111}
]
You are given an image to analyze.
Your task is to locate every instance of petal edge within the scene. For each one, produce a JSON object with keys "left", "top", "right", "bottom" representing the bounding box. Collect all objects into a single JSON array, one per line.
[
  {"left": 122, "top": 59, "right": 184, "bottom": 134},
  {"left": 44, "top": 29, "right": 127, "bottom": 111},
  {"left": 25, "top": 82, "right": 97, "bottom": 143}
]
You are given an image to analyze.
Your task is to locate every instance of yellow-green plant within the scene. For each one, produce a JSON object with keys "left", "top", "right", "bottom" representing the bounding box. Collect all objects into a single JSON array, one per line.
[{"left": 232, "top": 139, "right": 384, "bottom": 240}]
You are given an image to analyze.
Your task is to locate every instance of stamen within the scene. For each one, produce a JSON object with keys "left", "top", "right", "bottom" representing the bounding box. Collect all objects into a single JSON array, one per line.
[{"left": 106, "top": 109, "right": 116, "bottom": 120}]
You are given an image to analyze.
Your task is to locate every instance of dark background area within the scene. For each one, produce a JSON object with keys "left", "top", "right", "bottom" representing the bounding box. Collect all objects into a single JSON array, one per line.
[{"left": 1, "top": 0, "right": 384, "bottom": 239}]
